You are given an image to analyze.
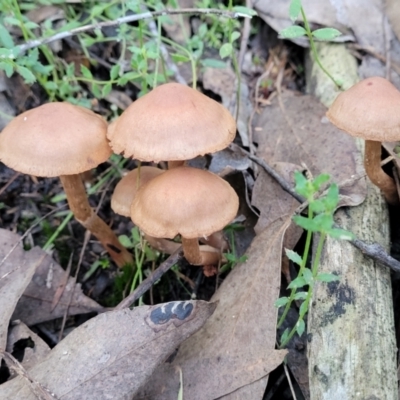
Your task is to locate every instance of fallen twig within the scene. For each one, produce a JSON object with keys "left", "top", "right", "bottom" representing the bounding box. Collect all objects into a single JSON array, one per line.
[
  {"left": 14, "top": 9, "right": 252, "bottom": 56},
  {"left": 115, "top": 248, "right": 184, "bottom": 310}
]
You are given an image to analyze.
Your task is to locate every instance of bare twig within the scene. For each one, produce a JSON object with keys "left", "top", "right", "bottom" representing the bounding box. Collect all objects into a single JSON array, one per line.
[
  {"left": 284, "top": 363, "right": 298, "bottom": 400},
  {"left": 115, "top": 248, "right": 184, "bottom": 310},
  {"left": 0, "top": 172, "right": 20, "bottom": 197},
  {"left": 231, "top": 143, "right": 400, "bottom": 273},
  {"left": 14, "top": 9, "right": 252, "bottom": 55}
]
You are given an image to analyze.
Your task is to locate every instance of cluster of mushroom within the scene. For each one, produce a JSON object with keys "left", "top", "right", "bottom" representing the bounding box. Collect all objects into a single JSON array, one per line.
[
  {"left": 327, "top": 76, "right": 400, "bottom": 205},
  {"left": 108, "top": 83, "right": 239, "bottom": 266}
]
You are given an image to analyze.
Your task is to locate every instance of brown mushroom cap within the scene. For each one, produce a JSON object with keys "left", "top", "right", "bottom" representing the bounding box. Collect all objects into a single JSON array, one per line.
[
  {"left": 107, "top": 83, "right": 236, "bottom": 162},
  {"left": 111, "top": 166, "right": 164, "bottom": 217},
  {"left": 131, "top": 166, "right": 239, "bottom": 239},
  {"left": 326, "top": 77, "right": 400, "bottom": 141},
  {"left": 0, "top": 102, "right": 111, "bottom": 177}
]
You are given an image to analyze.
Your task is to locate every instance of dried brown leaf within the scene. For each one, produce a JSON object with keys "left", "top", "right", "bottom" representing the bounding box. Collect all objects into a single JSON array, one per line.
[
  {"left": 0, "top": 301, "right": 216, "bottom": 399},
  {"left": 0, "top": 230, "right": 44, "bottom": 350},
  {"left": 6, "top": 321, "right": 51, "bottom": 375},
  {"left": 12, "top": 250, "right": 103, "bottom": 326},
  {"left": 135, "top": 216, "right": 292, "bottom": 399}
]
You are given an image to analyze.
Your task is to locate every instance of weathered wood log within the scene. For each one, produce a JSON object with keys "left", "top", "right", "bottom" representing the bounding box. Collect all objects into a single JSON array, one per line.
[{"left": 306, "top": 43, "right": 397, "bottom": 399}]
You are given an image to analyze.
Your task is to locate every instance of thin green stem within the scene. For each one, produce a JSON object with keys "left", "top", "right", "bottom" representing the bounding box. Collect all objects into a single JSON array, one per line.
[
  {"left": 43, "top": 212, "right": 74, "bottom": 251},
  {"left": 279, "top": 232, "right": 327, "bottom": 348},
  {"left": 277, "top": 207, "right": 313, "bottom": 328},
  {"left": 300, "top": 7, "right": 341, "bottom": 90},
  {"left": 231, "top": 54, "right": 241, "bottom": 122}
]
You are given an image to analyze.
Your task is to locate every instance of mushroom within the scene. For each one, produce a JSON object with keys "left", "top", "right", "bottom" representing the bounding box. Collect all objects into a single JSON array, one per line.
[
  {"left": 111, "top": 166, "right": 179, "bottom": 254},
  {"left": 107, "top": 82, "right": 237, "bottom": 169},
  {"left": 326, "top": 76, "right": 400, "bottom": 204},
  {"left": 130, "top": 166, "right": 239, "bottom": 265},
  {"left": 0, "top": 102, "right": 133, "bottom": 267}
]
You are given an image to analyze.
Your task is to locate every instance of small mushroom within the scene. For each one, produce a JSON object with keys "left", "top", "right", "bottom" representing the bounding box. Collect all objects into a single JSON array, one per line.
[
  {"left": 111, "top": 166, "right": 179, "bottom": 254},
  {"left": 327, "top": 77, "right": 400, "bottom": 204},
  {"left": 0, "top": 102, "right": 133, "bottom": 267},
  {"left": 130, "top": 166, "right": 239, "bottom": 265},
  {"left": 107, "top": 83, "right": 237, "bottom": 168}
]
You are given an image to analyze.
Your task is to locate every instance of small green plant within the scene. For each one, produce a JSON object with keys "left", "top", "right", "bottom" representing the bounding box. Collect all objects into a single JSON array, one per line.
[
  {"left": 220, "top": 223, "right": 248, "bottom": 274},
  {"left": 0, "top": 0, "right": 254, "bottom": 104},
  {"left": 82, "top": 258, "right": 111, "bottom": 282},
  {"left": 280, "top": 0, "right": 342, "bottom": 89},
  {"left": 118, "top": 226, "right": 160, "bottom": 301},
  {"left": 275, "top": 172, "right": 354, "bottom": 348}
]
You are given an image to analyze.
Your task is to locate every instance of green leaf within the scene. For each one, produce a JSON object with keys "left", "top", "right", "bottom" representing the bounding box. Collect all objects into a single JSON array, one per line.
[
  {"left": 296, "top": 319, "right": 305, "bottom": 336},
  {"left": 91, "top": 83, "right": 101, "bottom": 98},
  {"left": 224, "top": 253, "right": 238, "bottom": 262},
  {"left": 285, "top": 249, "right": 302, "bottom": 266},
  {"left": 289, "top": 0, "right": 302, "bottom": 22},
  {"left": 24, "top": 48, "right": 39, "bottom": 66},
  {"left": 119, "top": 234, "right": 133, "bottom": 248},
  {"left": 201, "top": 58, "right": 227, "bottom": 68},
  {"left": 16, "top": 65, "right": 36, "bottom": 83},
  {"left": 280, "top": 25, "right": 307, "bottom": 39},
  {"left": 231, "top": 31, "right": 241, "bottom": 42},
  {"left": 312, "top": 173, "right": 330, "bottom": 191},
  {"left": 312, "top": 28, "right": 342, "bottom": 41},
  {"left": 33, "top": 63, "right": 53, "bottom": 76},
  {"left": 280, "top": 328, "right": 290, "bottom": 345},
  {"left": 80, "top": 65, "right": 93, "bottom": 79},
  {"left": 102, "top": 82, "right": 112, "bottom": 98},
  {"left": 110, "top": 64, "right": 120, "bottom": 80},
  {"left": 0, "top": 47, "right": 15, "bottom": 58},
  {"left": 131, "top": 226, "right": 141, "bottom": 243},
  {"left": 293, "top": 215, "right": 319, "bottom": 232},
  {"left": 274, "top": 297, "right": 289, "bottom": 307},
  {"left": 324, "top": 183, "right": 339, "bottom": 212},
  {"left": 312, "top": 213, "right": 334, "bottom": 232},
  {"left": 198, "top": 23, "right": 208, "bottom": 37},
  {"left": 326, "top": 228, "right": 355, "bottom": 240},
  {"left": 232, "top": 6, "right": 257, "bottom": 17},
  {"left": 171, "top": 54, "right": 191, "bottom": 63},
  {"left": 302, "top": 268, "right": 313, "bottom": 284},
  {"left": 294, "top": 291, "right": 307, "bottom": 300},
  {"left": 309, "top": 199, "right": 325, "bottom": 213},
  {"left": 117, "top": 72, "right": 141, "bottom": 86},
  {"left": 0, "top": 61, "right": 13, "bottom": 77},
  {"left": 288, "top": 276, "right": 306, "bottom": 289},
  {"left": 43, "top": 81, "right": 58, "bottom": 91},
  {"left": 219, "top": 43, "right": 233, "bottom": 59},
  {"left": 0, "top": 23, "right": 14, "bottom": 48},
  {"left": 316, "top": 272, "right": 340, "bottom": 283},
  {"left": 299, "top": 299, "right": 308, "bottom": 317},
  {"left": 24, "top": 21, "right": 39, "bottom": 30},
  {"left": 3, "top": 17, "right": 21, "bottom": 27},
  {"left": 294, "top": 171, "right": 309, "bottom": 198}
]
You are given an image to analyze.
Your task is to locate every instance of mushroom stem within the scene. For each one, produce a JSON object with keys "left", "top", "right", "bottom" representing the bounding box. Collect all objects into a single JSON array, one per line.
[
  {"left": 59, "top": 174, "right": 133, "bottom": 267},
  {"left": 364, "top": 140, "right": 399, "bottom": 205},
  {"left": 181, "top": 237, "right": 222, "bottom": 265}
]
